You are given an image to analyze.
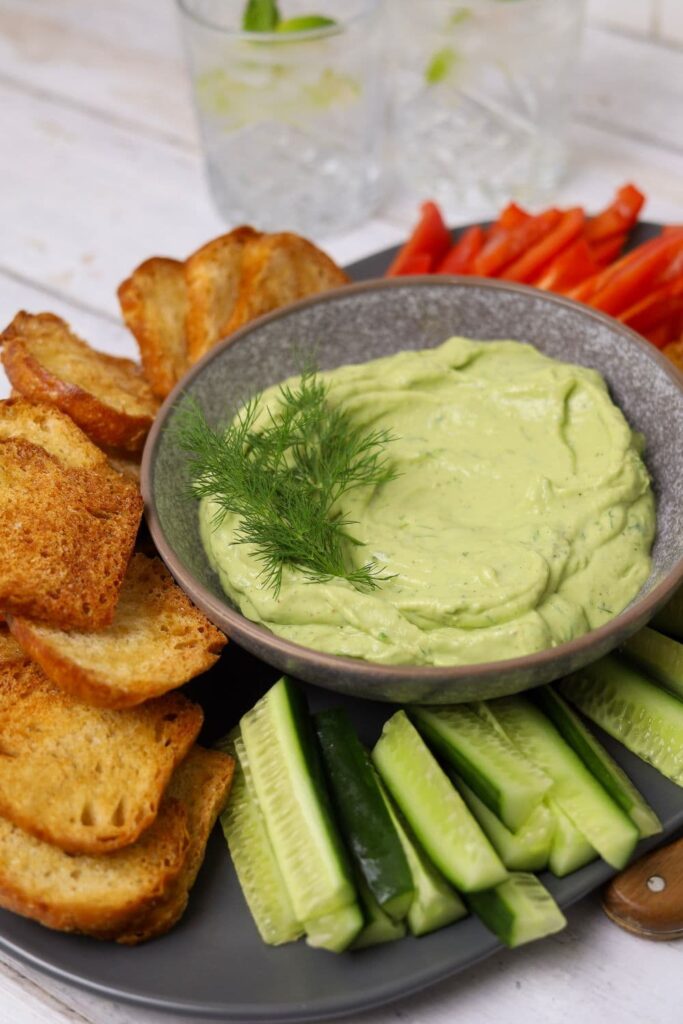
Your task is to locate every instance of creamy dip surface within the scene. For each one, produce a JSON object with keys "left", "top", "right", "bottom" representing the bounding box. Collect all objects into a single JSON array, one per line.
[{"left": 199, "top": 338, "right": 655, "bottom": 667}]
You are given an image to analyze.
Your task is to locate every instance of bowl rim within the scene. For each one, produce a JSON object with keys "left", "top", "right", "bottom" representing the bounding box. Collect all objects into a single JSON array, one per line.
[{"left": 141, "top": 275, "right": 683, "bottom": 682}]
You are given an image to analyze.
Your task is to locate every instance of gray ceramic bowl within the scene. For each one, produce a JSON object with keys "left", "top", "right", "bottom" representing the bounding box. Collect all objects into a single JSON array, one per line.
[{"left": 142, "top": 278, "right": 683, "bottom": 703}]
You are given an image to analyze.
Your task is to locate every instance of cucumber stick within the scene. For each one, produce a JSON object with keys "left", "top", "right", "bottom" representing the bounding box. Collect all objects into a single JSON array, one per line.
[
  {"left": 377, "top": 776, "right": 467, "bottom": 936},
  {"left": 561, "top": 654, "right": 683, "bottom": 787},
  {"left": 351, "top": 872, "right": 407, "bottom": 950},
  {"left": 372, "top": 711, "right": 507, "bottom": 892},
  {"left": 239, "top": 677, "right": 361, "bottom": 950},
  {"left": 622, "top": 626, "right": 683, "bottom": 700},
  {"left": 535, "top": 686, "right": 661, "bottom": 839},
  {"left": 479, "top": 697, "right": 638, "bottom": 869},
  {"left": 315, "top": 708, "right": 414, "bottom": 921},
  {"left": 468, "top": 872, "right": 567, "bottom": 948},
  {"left": 546, "top": 798, "right": 596, "bottom": 877},
  {"left": 651, "top": 584, "right": 683, "bottom": 641},
  {"left": 217, "top": 733, "right": 303, "bottom": 945},
  {"left": 455, "top": 778, "right": 554, "bottom": 872},
  {"left": 410, "top": 705, "right": 551, "bottom": 830}
]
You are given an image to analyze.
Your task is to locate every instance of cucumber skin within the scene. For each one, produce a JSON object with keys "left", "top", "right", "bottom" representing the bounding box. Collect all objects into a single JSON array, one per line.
[
  {"left": 468, "top": 873, "right": 566, "bottom": 948},
  {"left": 546, "top": 798, "right": 596, "bottom": 877},
  {"left": 561, "top": 654, "right": 683, "bottom": 787},
  {"left": 240, "top": 677, "right": 357, "bottom": 922},
  {"left": 315, "top": 708, "right": 414, "bottom": 921},
  {"left": 376, "top": 776, "right": 467, "bottom": 936},
  {"left": 410, "top": 706, "right": 550, "bottom": 831},
  {"left": 455, "top": 777, "right": 553, "bottom": 872},
  {"left": 372, "top": 711, "right": 507, "bottom": 893},
  {"left": 535, "top": 686, "right": 661, "bottom": 839},
  {"left": 622, "top": 626, "right": 683, "bottom": 700},
  {"left": 481, "top": 696, "right": 638, "bottom": 870}
]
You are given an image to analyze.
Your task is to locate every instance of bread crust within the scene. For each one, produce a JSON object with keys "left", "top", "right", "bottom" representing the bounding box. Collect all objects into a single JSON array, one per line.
[
  {"left": 118, "top": 257, "right": 188, "bottom": 400},
  {"left": 224, "top": 232, "right": 350, "bottom": 335},
  {"left": 0, "top": 799, "right": 190, "bottom": 937},
  {"left": 116, "top": 747, "right": 235, "bottom": 944},
  {"left": 8, "top": 554, "right": 227, "bottom": 708},
  {"left": 1, "top": 312, "right": 158, "bottom": 453},
  {"left": 184, "top": 226, "right": 262, "bottom": 365},
  {"left": 0, "top": 661, "right": 204, "bottom": 854}
]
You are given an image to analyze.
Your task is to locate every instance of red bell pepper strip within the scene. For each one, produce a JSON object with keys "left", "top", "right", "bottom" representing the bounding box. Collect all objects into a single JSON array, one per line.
[
  {"left": 534, "top": 237, "right": 599, "bottom": 292},
  {"left": 389, "top": 252, "right": 433, "bottom": 276},
  {"left": 490, "top": 202, "right": 530, "bottom": 234},
  {"left": 664, "top": 225, "right": 683, "bottom": 235},
  {"left": 568, "top": 229, "right": 683, "bottom": 304},
  {"left": 590, "top": 233, "right": 627, "bottom": 266},
  {"left": 618, "top": 277, "right": 683, "bottom": 333},
  {"left": 473, "top": 209, "right": 561, "bottom": 277},
  {"left": 588, "top": 231, "right": 683, "bottom": 316},
  {"left": 644, "top": 322, "right": 671, "bottom": 348},
  {"left": 386, "top": 201, "right": 452, "bottom": 277},
  {"left": 584, "top": 184, "right": 645, "bottom": 243},
  {"left": 436, "top": 225, "right": 485, "bottom": 274},
  {"left": 501, "top": 208, "right": 585, "bottom": 283}
]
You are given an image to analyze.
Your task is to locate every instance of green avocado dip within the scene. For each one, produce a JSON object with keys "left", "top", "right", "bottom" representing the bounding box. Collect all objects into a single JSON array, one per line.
[{"left": 199, "top": 337, "right": 655, "bottom": 666}]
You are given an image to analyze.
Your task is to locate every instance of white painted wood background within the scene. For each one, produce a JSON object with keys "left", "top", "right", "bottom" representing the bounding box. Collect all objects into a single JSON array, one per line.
[{"left": 0, "top": 2, "right": 682, "bottom": 1022}]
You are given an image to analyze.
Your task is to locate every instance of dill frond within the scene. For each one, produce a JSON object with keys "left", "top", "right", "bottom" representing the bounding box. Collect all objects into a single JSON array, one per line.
[{"left": 172, "top": 371, "right": 397, "bottom": 596}]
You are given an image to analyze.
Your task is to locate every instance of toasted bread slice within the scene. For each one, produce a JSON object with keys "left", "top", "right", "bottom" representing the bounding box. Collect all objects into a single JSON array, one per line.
[
  {"left": 8, "top": 554, "right": 226, "bottom": 708},
  {"left": 0, "top": 660, "right": 203, "bottom": 854},
  {"left": 184, "top": 227, "right": 262, "bottom": 365},
  {"left": 0, "top": 399, "right": 142, "bottom": 629},
  {"left": 0, "top": 795, "right": 190, "bottom": 938},
  {"left": 117, "top": 746, "right": 234, "bottom": 944},
  {"left": 105, "top": 448, "right": 141, "bottom": 484},
  {"left": 1, "top": 312, "right": 159, "bottom": 453},
  {"left": 118, "top": 258, "right": 188, "bottom": 399},
  {"left": 224, "top": 232, "right": 349, "bottom": 336},
  {"left": 0, "top": 626, "right": 26, "bottom": 668}
]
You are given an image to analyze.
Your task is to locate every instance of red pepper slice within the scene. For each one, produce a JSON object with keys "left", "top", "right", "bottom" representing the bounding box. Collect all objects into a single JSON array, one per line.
[
  {"left": 502, "top": 208, "right": 585, "bottom": 283},
  {"left": 386, "top": 201, "right": 452, "bottom": 277},
  {"left": 619, "top": 276, "right": 683, "bottom": 333},
  {"left": 473, "top": 209, "right": 562, "bottom": 277},
  {"left": 534, "top": 237, "right": 599, "bottom": 292},
  {"left": 490, "top": 202, "right": 530, "bottom": 234},
  {"left": 388, "top": 252, "right": 433, "bottom": 276},
  {"left": 585, "top": 184, "right": 645, "bottom": 243},
  {"left": 436, "top": 225, "right": 485, "bottom": 274},
  {"left": 590, "top": 233, "right": 627, "bottom": 266},
  {"left": 588, "top": 231, "right": 683, "bottom": 316}
]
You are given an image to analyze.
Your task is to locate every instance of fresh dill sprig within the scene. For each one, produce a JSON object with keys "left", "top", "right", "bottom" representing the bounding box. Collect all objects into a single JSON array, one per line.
[{"left": 173, "top": 369, "right": 397, "bottom": 596}]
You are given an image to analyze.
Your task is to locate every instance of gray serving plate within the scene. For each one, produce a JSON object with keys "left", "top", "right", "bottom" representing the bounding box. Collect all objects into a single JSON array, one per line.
[
  {"left": 143, "top": 251, "right": 683, "bottom": 704},
  {"left": 1, "top": 225, "right": 682, "bottom": 1021}
]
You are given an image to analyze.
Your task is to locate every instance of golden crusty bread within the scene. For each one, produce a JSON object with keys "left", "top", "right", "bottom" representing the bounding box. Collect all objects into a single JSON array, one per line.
[
  {"left": 1, "top": 312, "right": 159, "bottom": 454},
  {"left": 117, "top": 257, "right": 188, "bottom": 400},
  {"left": 117, "top": 746, "right": 234, "bottom": 944},
  {"left": 0, "top": 626, "right": 26, "bottom": 668},
  {"left": 0, "top": 399, "right": 142, "bottom": 629},
  {"left": 0, "top": 660, "right": 203, "bottom": 854},
  {"left": 0, "top": 796, "right": 190, "bottom": 938},
  {"left": 223, "top": 232, "right": 349, "bottom": 336},
  {"left": 105, "top": 447, "right": 141, "bottom": 484},
  {"left": 8, "top": 554, "right": 227, "bottom": 709},
  {"left": 184, "top": 226, "right": 261, "bottom": 366}
]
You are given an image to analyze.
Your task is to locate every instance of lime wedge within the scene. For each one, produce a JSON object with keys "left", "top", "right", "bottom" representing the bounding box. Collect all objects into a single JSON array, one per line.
[
  {"left": 276, "top": 15, "right": 338, "bottom": 33},
  {"left": 242, "top": 0, "right": 280, "bottom": 32}
]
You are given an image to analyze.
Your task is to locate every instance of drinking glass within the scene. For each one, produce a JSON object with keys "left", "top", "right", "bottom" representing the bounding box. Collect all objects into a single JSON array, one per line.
[
  {"left": 389, "top": 0, "right": 585, "bottom": 214},
  {"left": 177, "top": 0, "right": 385, "bottom": 237}
]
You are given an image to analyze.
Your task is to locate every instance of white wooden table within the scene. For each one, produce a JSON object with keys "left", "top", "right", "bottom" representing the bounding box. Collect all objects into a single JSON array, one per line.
[{"left": 0, "top": 3, "right": 682, "bottom": 1022}]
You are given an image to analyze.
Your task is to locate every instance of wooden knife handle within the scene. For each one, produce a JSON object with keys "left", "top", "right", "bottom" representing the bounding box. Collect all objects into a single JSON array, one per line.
[{"left": 602, "top": 835, "right": 683, "bottom": 939}]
